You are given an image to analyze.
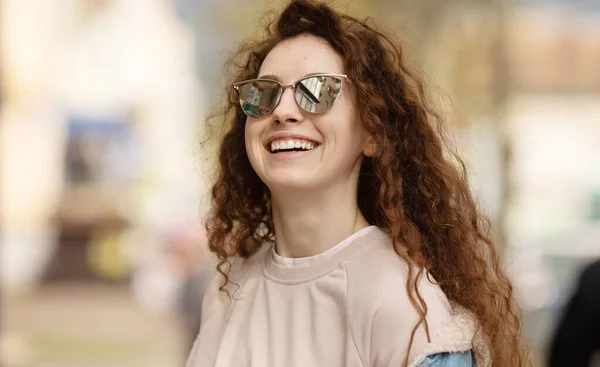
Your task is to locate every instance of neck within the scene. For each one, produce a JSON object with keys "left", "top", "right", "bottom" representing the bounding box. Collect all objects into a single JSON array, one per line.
[{"left": 270, "top": 184, "right": 370, "bottom": 259}]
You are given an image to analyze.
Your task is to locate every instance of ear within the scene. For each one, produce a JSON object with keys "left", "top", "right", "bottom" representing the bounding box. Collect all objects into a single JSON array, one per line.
[{"left": 362, "top": 134, "right": 376, "bottom": 157}]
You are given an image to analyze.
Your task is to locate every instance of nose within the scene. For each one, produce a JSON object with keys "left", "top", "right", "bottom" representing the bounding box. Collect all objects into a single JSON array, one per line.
[{"left": 272, "top": 86, "right": 303, "bottom": 124}]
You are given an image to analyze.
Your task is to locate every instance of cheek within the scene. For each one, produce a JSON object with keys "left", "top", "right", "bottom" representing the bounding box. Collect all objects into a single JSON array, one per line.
[
  {"left": 330, "top": 104, "right": 364, "bottom": 145},
  {"left": 244, "top": 120, "right": 265, "bottom": 158},
  {"left": 244, "top": 119, "right": 257, "bottom": 145},
  {"left": 336, "top": 90, "right": 359, "bottom": 124},
  {"left": 244, "top": 124, "right": 254, "bottom": 158}
]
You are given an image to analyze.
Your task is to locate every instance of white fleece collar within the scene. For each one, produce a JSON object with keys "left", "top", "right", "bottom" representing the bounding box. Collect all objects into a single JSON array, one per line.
[{"left": 408, "top": 304, "right": 491, "bottom": 367}]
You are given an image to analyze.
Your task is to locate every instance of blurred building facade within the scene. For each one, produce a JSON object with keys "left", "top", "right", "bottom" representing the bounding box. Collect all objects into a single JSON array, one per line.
[{"left": 1, "top": 0, "right": 209, "bottom": 294}]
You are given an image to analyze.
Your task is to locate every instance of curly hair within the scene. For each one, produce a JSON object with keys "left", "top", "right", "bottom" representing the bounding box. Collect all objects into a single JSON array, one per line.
[{"left": 204, "top": 1, "right": 530, "bottom": 366}]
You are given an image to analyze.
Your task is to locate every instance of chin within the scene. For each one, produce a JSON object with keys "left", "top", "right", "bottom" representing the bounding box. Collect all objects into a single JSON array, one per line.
[{"left": 264, "top": 173, "right": 320, "bottom": 193}]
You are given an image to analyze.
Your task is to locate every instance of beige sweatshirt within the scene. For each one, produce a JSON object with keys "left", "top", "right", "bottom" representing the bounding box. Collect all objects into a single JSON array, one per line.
[{"left": 187, "top": 227, "right": 490, "bottom": 367}]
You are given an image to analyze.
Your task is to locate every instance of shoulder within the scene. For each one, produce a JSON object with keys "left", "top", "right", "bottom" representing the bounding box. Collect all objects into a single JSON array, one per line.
[
  {"left": 200, "top": 244, "right": 271, "bottom": 322},
  {"left": 580, "top": 259, "right": 600, "bottom": 291},
  {"left": 576, "top": 259, "right": 600, "bottom": 317},
  {"left": 344, "top": 228, "right": 452, "bottom": 322},
  {"left": 344, "top": 229, "right": 456, "bottom": 366},
  {"left": 223, "top": 243, "right": 272, "bottom": 289}
]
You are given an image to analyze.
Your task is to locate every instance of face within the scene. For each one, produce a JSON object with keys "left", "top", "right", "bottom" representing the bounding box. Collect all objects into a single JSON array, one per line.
[{"left": 244, "top": 34, "right": 372, "bottom": 194}]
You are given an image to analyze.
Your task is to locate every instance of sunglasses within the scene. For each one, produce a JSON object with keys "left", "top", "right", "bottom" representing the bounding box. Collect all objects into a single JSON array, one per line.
[{"left": 233, "top": 73, "right": 348, "bottom": 117}]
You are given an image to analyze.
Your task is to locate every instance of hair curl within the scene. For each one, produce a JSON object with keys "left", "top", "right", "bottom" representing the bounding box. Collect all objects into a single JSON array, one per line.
[{"left": 204, "top": 1, "right": 530, "bottom": 366}]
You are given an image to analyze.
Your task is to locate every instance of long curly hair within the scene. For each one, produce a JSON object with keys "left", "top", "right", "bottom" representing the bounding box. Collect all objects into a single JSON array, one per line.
[{"left": 204, "top": 1, "right": 530, "bottom": 366}]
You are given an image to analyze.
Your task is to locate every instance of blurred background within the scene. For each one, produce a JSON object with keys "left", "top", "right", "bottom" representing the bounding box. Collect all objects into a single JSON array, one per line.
[{"left": 1, "top": 0, "right": 599, "bottom": 366}]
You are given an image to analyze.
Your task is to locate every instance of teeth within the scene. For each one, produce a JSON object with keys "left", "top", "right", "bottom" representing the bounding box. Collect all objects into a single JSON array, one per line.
[{"left": 269, "top": 139, "right": 318, "bottom": 153}]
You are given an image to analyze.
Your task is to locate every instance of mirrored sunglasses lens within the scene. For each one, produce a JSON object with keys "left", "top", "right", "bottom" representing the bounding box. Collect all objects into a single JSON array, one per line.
[
  {"left": 237, "top": 80, "right": 280, "bottom": 117},
  {"left": 294, "top": 76, "right": 343, "bottom": 113}
]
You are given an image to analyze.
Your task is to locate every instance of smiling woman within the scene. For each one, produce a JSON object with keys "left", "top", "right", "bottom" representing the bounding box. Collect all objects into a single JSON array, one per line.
[{"left": 187, "top": 1, "right": 531, "bottom": 367}]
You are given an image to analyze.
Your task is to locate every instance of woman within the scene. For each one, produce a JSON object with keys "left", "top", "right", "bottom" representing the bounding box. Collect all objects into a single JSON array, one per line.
[{"left": 187, "top": 1, "right": 530, "bottom": 366}]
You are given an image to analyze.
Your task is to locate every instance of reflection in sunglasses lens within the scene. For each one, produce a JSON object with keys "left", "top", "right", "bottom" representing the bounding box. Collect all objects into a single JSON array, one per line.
[
  {"left": 238, "top": 80, "right": 280, "bottom": 117},
  {"left": 294, "top": 76, "right": 342, "bottom": 113}
]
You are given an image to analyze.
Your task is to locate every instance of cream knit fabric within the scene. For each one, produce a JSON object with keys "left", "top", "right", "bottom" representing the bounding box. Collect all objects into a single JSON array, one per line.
[{"left": 187, "top": 227, "right": 489, "bottom": 367}]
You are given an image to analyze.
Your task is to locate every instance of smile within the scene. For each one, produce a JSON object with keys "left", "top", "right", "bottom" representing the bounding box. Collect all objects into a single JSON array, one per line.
[{"left": 268, "top": 138, "right": 320, "bottom": 153}]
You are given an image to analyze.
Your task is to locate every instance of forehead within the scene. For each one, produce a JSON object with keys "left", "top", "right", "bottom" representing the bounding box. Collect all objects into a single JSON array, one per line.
[{"left": 258, "top": 34, "right": 344, "bottom": 83}]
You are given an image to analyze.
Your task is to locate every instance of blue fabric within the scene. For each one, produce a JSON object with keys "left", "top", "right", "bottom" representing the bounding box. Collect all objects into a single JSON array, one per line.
[{"left": 416, "top": 350, "right": 474, "bottom": 367}]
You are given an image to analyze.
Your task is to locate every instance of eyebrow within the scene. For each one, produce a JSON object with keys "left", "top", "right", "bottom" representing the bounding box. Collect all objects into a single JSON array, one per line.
[{"left": 257, "top": 72, "right": 326, "bottom": 81}]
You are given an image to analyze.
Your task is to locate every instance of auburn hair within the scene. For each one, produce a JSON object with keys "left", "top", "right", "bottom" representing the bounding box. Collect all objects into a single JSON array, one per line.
[{"left": 204, "top": 1, "right": 530, "bottom": 366}]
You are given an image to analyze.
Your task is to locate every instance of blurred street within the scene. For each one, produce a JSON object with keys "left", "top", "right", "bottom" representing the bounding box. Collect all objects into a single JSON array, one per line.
[{"left": 3, "top": 284, "right": 185, "bottom": 367}]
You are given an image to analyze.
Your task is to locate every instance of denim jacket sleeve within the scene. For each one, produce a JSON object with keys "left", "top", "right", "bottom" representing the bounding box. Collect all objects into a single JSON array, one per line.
[{"left": 415, "top": 350, "right": 474, "bottom": 367}]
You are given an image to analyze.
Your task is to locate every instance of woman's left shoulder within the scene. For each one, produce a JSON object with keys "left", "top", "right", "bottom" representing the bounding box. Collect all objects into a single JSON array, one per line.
[
  {"left": 343, "top": 229, "right": 491, "bottom": 366},
  {"left": 344, "top": 229, "right": 453, "bottom": 321},
  {"left": 344, "top": 230, "right": 460, "bottom": 366}
]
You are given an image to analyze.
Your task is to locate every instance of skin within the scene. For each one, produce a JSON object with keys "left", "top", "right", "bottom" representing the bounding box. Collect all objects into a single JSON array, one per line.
[{"left": 245, "top": 34, "right": 374, "bottom": 258}]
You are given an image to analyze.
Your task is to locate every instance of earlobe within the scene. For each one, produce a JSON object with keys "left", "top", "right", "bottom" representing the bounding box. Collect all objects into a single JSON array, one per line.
[{"left": 363, "top": 136, "right": 376, "bottom": 157}]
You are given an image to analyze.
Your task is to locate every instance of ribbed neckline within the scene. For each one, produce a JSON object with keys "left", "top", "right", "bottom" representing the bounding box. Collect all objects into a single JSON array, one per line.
[
  {"left": 264, "top": 226, "right": 388, "bottom": 284},
  {"left": 272, "top": 226, "right": 377, "bottom": 268}
]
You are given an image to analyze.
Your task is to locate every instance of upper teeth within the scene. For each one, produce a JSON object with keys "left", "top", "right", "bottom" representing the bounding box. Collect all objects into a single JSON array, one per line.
[{"left": 270, "top": 139, "right": 316, "bottom": 152}]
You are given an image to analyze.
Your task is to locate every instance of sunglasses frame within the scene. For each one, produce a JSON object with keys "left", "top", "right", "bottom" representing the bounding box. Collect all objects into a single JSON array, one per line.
[{"left": 233, "top": 73, "right": 349, "bottom": 117}]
